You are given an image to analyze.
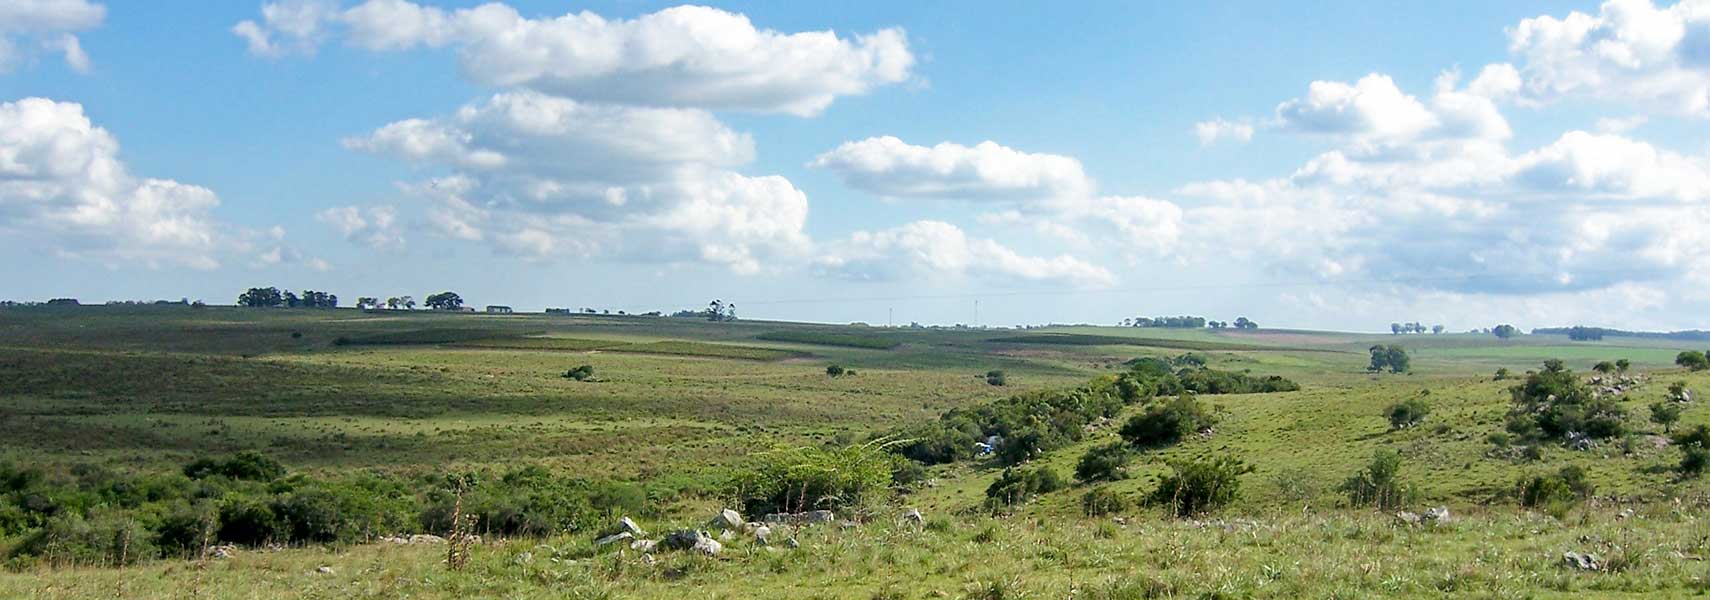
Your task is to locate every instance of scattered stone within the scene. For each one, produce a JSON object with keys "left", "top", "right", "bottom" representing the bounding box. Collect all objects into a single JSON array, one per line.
[
  {"left": 1563, "top": 551, "right": 1601, "bottom": 571},
  {"left": 1112, "top": 517, "right": 1127, "bottom": 526},
  {"left": 1424, "top": 506, "right": 1451, "bottom": 524},
  {"left": 754, "top": 526, "right": 772, "bottom": 544},
  {"left": 618, "top": 516, "right": 645, "bottom": 536},
  {"left": 1617, "top": 508, "right": 1635, "bottom": 520},
  {"left": 208, "top": 544, "right": 238, "bottom": 560},
  {"left": 805, "top": 510, "right": 836, "bottom": 523},
  {"left": 902, "top": 508, "right": 924, "bottom": 526},
  {"left": 631, "top": 539, "right": 657, "bottom": 553},
  {"left": 763, "top": 510, "right": 837, "bottom": 525},
  {"left": 785, "top": 538, "right": 800, "bottom": 549},
  {"left": 595, "top": 531, "right": 633, "bottom": 547},
  {"left": 1395, "top": 511, "right": 1422, "bottom": 526},
  {"left": 661, "top": 530, "right": 723, "bottom": 556},
  {"left": 717, "top": 529, "right": 735, "bottom": 541},
  {"left": 316, "top": 566, "right": 334, "bottom": 574},
  {"left": 713, "top": 508, "right": 744, "bottom": 531}
]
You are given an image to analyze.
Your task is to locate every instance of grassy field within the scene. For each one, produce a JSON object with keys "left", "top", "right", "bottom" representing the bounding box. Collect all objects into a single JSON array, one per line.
[{"left": 3, "top": 305, "right": 1709, "bottom": 597}]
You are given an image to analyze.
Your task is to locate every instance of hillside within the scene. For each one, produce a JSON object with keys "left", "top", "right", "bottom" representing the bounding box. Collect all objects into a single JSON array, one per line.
[{"left": 2, "top": 305, "right": 1708, "bottom": 598}]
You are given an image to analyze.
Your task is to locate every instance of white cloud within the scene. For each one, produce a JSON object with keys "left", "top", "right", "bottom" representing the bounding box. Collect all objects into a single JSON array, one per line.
[
  {"left": 1508, "top": 0, "right": 1710, "bottom": 116},
  {"left": 816, "top": 220, "right": 1115, "bottom": 286},
  {"left": 349, "top": 94, "right": 807, "bottom": 273},
  {"left": 1194, "top": 118, "right": 1255, "bottom": 146},
  {"left": 1595, "top": 114, "right": 1649, "bottom": 133},
  {"left": 0, "top": 97, "right": 282, "bottom": 269},
  {"left": 809, "top": 136, "right": 1094, "bottom": 201},
  {"left": 0, "top": 0, "right": 103, "bottom": 72},
  {"left": 239, "top": 1, "right": 914, "bottom": 116},
  {"left": 231, "top": 0, "right": 338, "bottom": 57},
  {"left": 317, "top": 204, "right": 403, "bottom": 249}
]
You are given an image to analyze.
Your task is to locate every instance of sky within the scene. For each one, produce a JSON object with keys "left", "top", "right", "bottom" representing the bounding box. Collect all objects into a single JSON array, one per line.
[{"left": 3, "top": 0, "right": 1710, "bottom": 332}]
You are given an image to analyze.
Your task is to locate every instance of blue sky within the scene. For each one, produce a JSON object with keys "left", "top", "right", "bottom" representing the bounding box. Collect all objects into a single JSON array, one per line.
[{"left": 3, "top": 1, "right": 1710, "bottom": 331}]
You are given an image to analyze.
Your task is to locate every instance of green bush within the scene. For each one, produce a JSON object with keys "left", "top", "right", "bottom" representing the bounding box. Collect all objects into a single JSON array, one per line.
[
  {"left": 1080, "top": 486, "right": 1128, "bottom": 516},
  {"left": 1340, "top": 449, "right": 1413, "bottom": 510},
  {"left": 984, "top": 466, "right": 1065, "bottom": 508},
  {"left": 1517, "top": 465, "right": 1593, "bottom": 515},
  {"left": 183, "top": 451, "right": 286, "bottom": 482},
  {"left": 1074, "top": 442, "right": 1134, "bottom": 484},
  {"left": 1148, "top": 456, "right": 1251, "bottom": 517},
  {"left": 986, "top": 370, "right": 1007, "bottom": 386},
  {"left": 1120, "top": 396, "right": 1217, "bottom": 449},
  {"left": 562, "top": 365, "right": 594, "bottom": 381},
  {"left": 826, "top": 364, "right": 846, "bottom": 377},
  {"left": 1386, "top": 396, "right": 1431, "bottom": 429},
  {"left": 729, "top": 443, "right": 898, "bottom": 516},
  {"left": 1506, "top": 360, "right": 1626, "bottom": 442},
  {"left": 1676, "top": 425, "right": 1710, "bottom": 477}
]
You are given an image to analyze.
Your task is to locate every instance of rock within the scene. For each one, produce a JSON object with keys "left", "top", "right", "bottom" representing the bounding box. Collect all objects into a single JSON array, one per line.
[
  {"left": 1617, "top": 508, "right": 1635, "bottom": 520},
  {"left": 1424, "top": 506, "right": 1451, "bottom": 524},
  {"left": 316, "top": 566, "right": 334, "bottom": 575},
  {"left": 754, "top": 526, "right": 772, "bottom": 544},
  {"left": 839, "top": 520, "right": 859, "bottom": 529},
  {"left": 804, "top": 510, "right": 836, "bottom": 524},
  {"left": 785, "top": 538, "right": 800, "bottom": 549},
  {"left": 661, "top": 530, "right": 722, "bottom": 556},
  {"left": 630, "top": 539, "right": 657, "bottom": 553},
  {"left": 618, "top": 516, "right": 645, "bottom": 536},
  {"left": 717, "top": 529, "right": 735, "bottom": 541},
  {"left": 740, "top": 521, "right": 764, "bottom": 535},
  {"left": 1395, "top": 511, "right": 1422, "bottom": 526},
  {"left": 208, "top": 544, "right": 238, "bottom": 559},
  {"left": 595, "top": 531, "right": 633, "bottom": 547},
  {"left": 712, "top": 508, "right": 744, "bottom": 531},
  {"left": 763, "top": 510, "right": 837, "bottom": 525},
  {"left": 902, "top": 508, "right": 924, "bottom": 526},
  {"left": 1563, "top": 551, "right": 1601, "bottom": 571}
]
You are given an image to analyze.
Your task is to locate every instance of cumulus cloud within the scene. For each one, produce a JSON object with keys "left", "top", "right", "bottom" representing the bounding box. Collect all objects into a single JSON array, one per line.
[
  {"left": 347, "top": 93, "right": 808, "bottom": 273},
  {"left": 809, "top": 136, "right": 1094, "bottom": 201},
  {"left": 237, "top": 1, "right": 914, "bottom": 115},
  {"left": 1194, "top": 118, "right": 1254, "bottom": 146},
  {"left": 0, "top": 0, "right": 104, "bottom": 72},
  {"left": 0, "top": 97, "right": 282, "bottom": 269},
  {"left": 816, "top": 220, "right": 1115, "bottom": 286},
  {"left": 317, "top": 204, "right": 403, "bottom": 249},
  {"left": 1508, "top": 0, "right": 1710, "bottom": 116}
]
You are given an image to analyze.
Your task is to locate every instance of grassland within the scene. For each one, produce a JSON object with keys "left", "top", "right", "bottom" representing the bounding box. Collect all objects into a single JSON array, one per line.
[{"left": 3, "top": 305, "right": 1709, "bottom": 598}]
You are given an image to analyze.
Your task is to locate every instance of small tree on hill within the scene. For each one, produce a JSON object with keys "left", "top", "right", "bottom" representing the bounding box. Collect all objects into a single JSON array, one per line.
[
  {"left": 1148, "top": 455, "right": 1251, "bottom": 517},
  {"left": 1386, "top": 394, "right": 1431, "bottom": 429},
  {"left": 425, "top": 292, "right": 463, "bottom": 310},
  {"left": 237, "top": 287, "right": 283, "bottom": 307},
  {"left": 1676, "top": 351, "right": 1709, "bottom": 371},
  {"left": 1492, "top": 324, "right": 1518, "bottom": 339},
  {"left": 1341, "top": 449, "right": 1412, "bottom": 510},
  {"left": 1650, "top": 402, "right": 1682, "bottom": 434},
  {"left": 1367, "top": 344, "right": 1410, "bottom": 373},
  {"left": 826, "top": 365, "right": 846, "bottom": 378}
]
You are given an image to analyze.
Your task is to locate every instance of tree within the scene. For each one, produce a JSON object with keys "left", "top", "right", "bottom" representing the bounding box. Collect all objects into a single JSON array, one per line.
[
  {"left": 1677, "top": 351, "right": 1709, "bottom": 371},
  {"left": 1616, "top": 359, "right": 1631, "bottom": 374},
  {"left": 356, "top": 297, "right": 379, "bottom": 310},
  {"left": 1431, "top": 325, "right": 1445, "bottom": 335},
  {"left": 1341, "top": 449, "right": 1411, "bottom": 510},
  {"left": 1367, "top": 344, "right": 1409, "bottom": 374},
  {"left": 1592, "top": 361, "right": 1616, "bottom": 376},
  {"left": 237, "top": 287, "right": 283, "bottom": 308},
  {"left": 1650, "top": 402, "right": 1682, "bottom": 434},
  {"left": 283, "top": 291, "right": 301, "bottom": 308},
  {"left": 425, "top": 292, "right": 463, "bottom": 310},
  {"left": 1233, "top": 316, "right": 1256, "bottom": 330},
  {"left": 385, "top": 297, "right": 401, "bottom": 310},
  {"left": 401, "top": 296, "right": 416, "bottom": 310},
  {"left": 1492, "top": 324, "right": 1518, "bottom": 339},
  {"left": 1387, "top": 395, "right": 1431, "bottom": 429},
  {"left": 1391, "top": 323, "right": 1403, "bottom": 335}
]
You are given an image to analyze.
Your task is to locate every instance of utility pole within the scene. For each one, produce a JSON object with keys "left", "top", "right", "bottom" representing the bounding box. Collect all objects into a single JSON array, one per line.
[{"left": 974, "top": 300, "right": 980, "bottom": 328}]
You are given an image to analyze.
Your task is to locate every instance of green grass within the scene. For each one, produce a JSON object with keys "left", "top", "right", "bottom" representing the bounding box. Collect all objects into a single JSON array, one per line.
[
  {"left": 4, "top": 305, "right": 1710, "bottom": 597},
  {"left": 756, "top": 329, "right": 903, "bottom": 349}
]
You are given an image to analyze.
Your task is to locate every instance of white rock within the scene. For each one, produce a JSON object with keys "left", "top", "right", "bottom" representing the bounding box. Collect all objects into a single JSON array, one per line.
[{"left": 595, "top": 531, "right": 633, "bottom": 546}]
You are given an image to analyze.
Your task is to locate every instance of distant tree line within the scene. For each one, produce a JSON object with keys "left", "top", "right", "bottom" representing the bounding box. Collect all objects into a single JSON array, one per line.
[
  {"left": 237, "top": 287, "right": 338, "bottom": 308},
  {"left": 1389, "top": 322, "right": 1444, "bottom": 335},
  {"left": 1121, "top": 315, "right": 1257, "bottom": 329}
]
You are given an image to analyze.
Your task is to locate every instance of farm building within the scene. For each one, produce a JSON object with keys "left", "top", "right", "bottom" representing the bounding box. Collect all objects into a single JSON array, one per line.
[{"left": 486, "top": 305, "right": 513, "bottom": 314}]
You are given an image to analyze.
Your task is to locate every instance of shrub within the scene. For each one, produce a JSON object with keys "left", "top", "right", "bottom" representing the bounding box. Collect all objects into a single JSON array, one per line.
[
  {"left": 986, "top": 370, "right": 1007, "bottom": 386},
  {"left": 17, "top": 511, "right": 155, "bottom": 567},
  {"left": 1386, "top": 396, "right": 1431, "bottom": 429},
  {"left": 825, "top": 364, "right": 846, "bottom": 377},
  {"left": 1074, "top": 443, "right": 1134, "bottom": 484},
  {"left": 1494, "top": 367, "right": 1511, "bottom": 381},
  {"left": 1517, "top": 465, "right": 1593, "bottom": 515},
  {"left": 729, "top": 442, "right": 898, "bottom": 516},
  {"left": 1505, "top": 360, "right": 1626, "bottom": 442},
  {"left": 183, "top": 452, "right": 286, "bottom": 482},
  {"left": 1650, "top": 402, "right": 1682, "bottom": 434},
  {"left": 1676, "top": 425, "right": 1710, "bottom": 477},
  {"left": 562, "top": 365, "right": 594, "bottom": 381},
  {"left": 1148, "top": 456, "right": 1250, "bottom": 517},
  {"left": 1340, "top": 449, "right": 1413, "bottom": 510},
  {"left": 1080, "top": 486, "right": 1128, "bottom": 516},
  {"left": 1119, "top": 396, "right": 1217, "bottom": 449},
  {"left": 984, "top": 466, "right": 1065, "bottom": 508},
  {"left": 1677, "top": 351, "right": 1709, "bottom": 371}
]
